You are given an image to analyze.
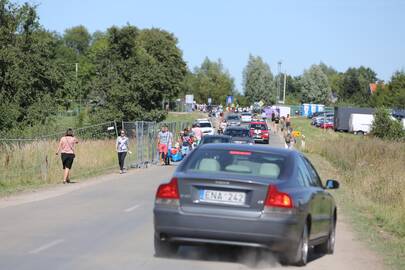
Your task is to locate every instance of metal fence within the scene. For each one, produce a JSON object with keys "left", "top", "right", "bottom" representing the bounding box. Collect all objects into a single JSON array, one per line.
[
  {"left": 122, "top": 121, "right": 191, "bottom": 168},
  {"left": 0, "top": 120, "right": 191, "bottom": 188},
  {"left": 0, "top": 121, "right": 119, "bottom": 187}
]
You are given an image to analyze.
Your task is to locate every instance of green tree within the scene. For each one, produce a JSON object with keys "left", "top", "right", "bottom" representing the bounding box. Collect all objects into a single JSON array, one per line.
[
  {"left": 300, "top": 64, "right": 331, "bottom": 103},
  {"left": 88, "top": 25, "right": 187, "bottom": 122},
  {"left": 0, "top": 0, "right": 65, "bottom": 134},
  {"left": 63, "top": 25, "right": 91, "bottom": 55},
  {"left": 371, "top": 107, "right": 404, "bottom": 141},
  {"left": 186, "top": 58, "right": 235, "bottom": 105},
  {"left": 243, "top": 55, "right": 276, "bottom": 104},
  {"left": 388, "top": 71, "right": 405, "bottom": 109},
  {"left": 339, "top": 66, "right": 377, "bottom": 105}
]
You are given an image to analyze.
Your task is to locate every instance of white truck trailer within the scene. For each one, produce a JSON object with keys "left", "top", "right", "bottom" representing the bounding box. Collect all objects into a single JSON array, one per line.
[{"left": 348, "top": 114, "right": 374, "bottom": 135}]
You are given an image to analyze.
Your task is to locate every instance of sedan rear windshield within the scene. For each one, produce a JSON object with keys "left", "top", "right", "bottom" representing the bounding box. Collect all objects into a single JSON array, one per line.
[
  {"left": 250, "top": 123, "right": 267, "bottom": 130},
  {"left": 202, "top": 137, "right": 231, "bottom": 144},
  {"left": 199, "top": 122, "right": 212, "bottom": 128},
  {"left": 227, "top": 115, "right": 240, "bottom": 120},
  {"left": 184, "top": 149, "right": 286, "bottom": 179},
  {"left": 224, "top": 129, "right": 250, "bottom": 137}
]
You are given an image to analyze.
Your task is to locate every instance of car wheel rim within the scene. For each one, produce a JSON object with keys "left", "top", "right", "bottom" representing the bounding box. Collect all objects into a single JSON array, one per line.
[
  {"left": 330, "top": 223, "right": 336, "bottom": 250},
  {"left": 302, "top": 227, "right": 308, "bottom": 262}
]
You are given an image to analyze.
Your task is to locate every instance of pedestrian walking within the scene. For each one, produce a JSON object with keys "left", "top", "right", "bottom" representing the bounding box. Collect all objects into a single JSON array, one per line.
[
  {"left": 280, "top": 116, "right": 285, "bottom": 133},
  {"left": 116, "top": 129, "right": 129, "bottom": 174},
  {"left": 157, "top": 125, "right": 173, "bottom": 165},
  {"left": 191, "top": 123, "right": 202, "bottom": 145},
  {"left": 286, "top": 114, "right": 291, "bottom": 129},
  {"left": 285, "top": 129, "right": 293, "bottom": 149},
  {"left": 179, "top": 128, "right": 192, "bottom": 157},
  {"left": 56, "top": 128, "right": 79, "bottom": 184}
]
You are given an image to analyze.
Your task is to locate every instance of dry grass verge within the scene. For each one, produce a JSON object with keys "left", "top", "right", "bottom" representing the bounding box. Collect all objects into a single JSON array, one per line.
[
  {"left": 293, "top": 117, "right": 405, "bottom": 269},
  {"left": 0, "top": 139, "right": 117, "bottom": 196}
]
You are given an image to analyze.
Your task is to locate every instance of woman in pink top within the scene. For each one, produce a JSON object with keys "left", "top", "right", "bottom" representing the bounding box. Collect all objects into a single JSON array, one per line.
[{"left": 56, "top": 128, "right": 79, "bottom": 184}]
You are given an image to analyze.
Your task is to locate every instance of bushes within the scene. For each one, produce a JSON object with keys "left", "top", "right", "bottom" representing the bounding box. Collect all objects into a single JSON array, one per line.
[{"left": 371, "top": 107, "right": 405, "bottom": 141}]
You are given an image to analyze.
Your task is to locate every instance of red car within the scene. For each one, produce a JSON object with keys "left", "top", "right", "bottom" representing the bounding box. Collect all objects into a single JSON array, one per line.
[
  {"left": 249, "top": 121, "right": 270, "bottom": 144},
  {"left": 319, "top": 122, "right": 334, "bottom": 129}
]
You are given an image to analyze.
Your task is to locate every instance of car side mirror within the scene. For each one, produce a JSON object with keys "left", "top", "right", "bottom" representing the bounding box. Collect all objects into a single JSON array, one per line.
[{"left": 325, "top": 179, "right": 339, "bottom": 189}]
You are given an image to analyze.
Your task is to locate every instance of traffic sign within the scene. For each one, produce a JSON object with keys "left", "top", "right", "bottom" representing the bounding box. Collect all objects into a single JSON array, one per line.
[{"left": 292, "top": 131, "right": 301, "bottom": 138}]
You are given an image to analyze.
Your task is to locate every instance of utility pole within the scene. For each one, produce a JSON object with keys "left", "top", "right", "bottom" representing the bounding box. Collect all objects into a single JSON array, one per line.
[
  {"left": 75, "top": 63, "right": 80, "bottom": 112},
  {"left": 282, "top": 71, "right": 287, "bottom": 104},
  {"left": 277, "top": 61, "right": 282, "bottom": 104}
]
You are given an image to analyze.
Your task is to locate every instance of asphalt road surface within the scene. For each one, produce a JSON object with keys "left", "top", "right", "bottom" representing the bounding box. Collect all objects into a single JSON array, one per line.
[{"left": 0, "top": 133, "right": 386, "bottom": 270}]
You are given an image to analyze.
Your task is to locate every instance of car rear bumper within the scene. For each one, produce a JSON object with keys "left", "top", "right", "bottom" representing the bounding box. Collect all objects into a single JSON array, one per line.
[
  {"left": 253, "top": 137, "right": 268, "bottom": 142},
  {"left": 154, "top": 206, "right": 302, "bottom": 251}
]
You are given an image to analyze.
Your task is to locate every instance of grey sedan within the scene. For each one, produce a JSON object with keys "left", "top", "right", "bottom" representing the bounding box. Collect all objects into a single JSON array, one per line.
[
  {"left": 224, "top": 126, "right": 254, "bottom": 145},
  {"left": 153, "top": 144, "right": 339, "bottom": 266}
]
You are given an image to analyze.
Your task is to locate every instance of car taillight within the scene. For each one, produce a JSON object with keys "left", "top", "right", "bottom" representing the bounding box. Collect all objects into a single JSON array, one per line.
[
  {"left": 156, "top": 178, "right": 179, "bottom": 199},
  {"left": 264, "top": 185, "right": 293, "bottom": 208}
]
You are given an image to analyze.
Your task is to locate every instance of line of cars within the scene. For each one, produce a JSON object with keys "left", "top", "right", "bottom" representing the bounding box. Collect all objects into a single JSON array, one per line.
[
  {"left": 219, "top": 113, "right": 271, "bottom": 144},
  {"left": 152, "top": 111, "right": 341, "bottom": 265},
  {"left": 311, "top": 107, "right": 405, "bottom": 135},
  {"left": 310, "top": 112, "right": 334, "bottom": 129},
  {"left": 197, "top": 113, "right": 271, "bottom": 146}
]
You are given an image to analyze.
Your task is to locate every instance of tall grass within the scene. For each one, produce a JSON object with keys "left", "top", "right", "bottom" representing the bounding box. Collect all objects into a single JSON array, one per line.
[
  {"left": 311, "top": 136, "right": 405, "bottom": 237},
  {"left": 0, "top": 139, "right": 117, "bottom": 195},
  {"left": 292, "top": 117, "right": 405, "bottom": 268}
]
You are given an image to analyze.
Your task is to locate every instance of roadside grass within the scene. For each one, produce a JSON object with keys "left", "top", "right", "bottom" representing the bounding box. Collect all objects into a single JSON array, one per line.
[
  {"left": 293, "top": 117, "right": 405, "bottom": 270},
  {"left": 166, "top": 111, "right": 208, "bottom": 122},
  {"left": 0, "top": 112, "right": 203, "bottom": 197},
  {"left": 0, "top": 139, "right": 117, "bottom": 197}
]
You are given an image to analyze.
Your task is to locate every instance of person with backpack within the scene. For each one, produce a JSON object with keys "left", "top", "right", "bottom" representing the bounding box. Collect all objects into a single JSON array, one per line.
[
  {"left": 56, "top": 128, "right": 79, "bottom": 184},
  {"left": 180, "top": 128, "right": 193, "bottom": 157}
]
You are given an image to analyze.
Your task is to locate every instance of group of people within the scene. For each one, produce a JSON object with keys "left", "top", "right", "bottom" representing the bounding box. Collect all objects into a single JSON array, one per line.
[
  {"left": 55, "top": 115, "right": 296, "bottom": 183},
  {"left": 56, "top": 128, "right": 131, "bottom": 185},
  {"left": 56, "top": 124, "right": 206, "bottom": 184},
  {"left": 269, "top": 112, "right": 295, "bottom": 149},
  {"left": 157, "top": 124, "right": 203, "bottom": 166}
]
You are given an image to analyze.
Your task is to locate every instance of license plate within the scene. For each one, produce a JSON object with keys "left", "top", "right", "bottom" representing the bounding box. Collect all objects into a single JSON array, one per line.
[{"left": 199, "top": 190, "right": 246, "bottom": 205}]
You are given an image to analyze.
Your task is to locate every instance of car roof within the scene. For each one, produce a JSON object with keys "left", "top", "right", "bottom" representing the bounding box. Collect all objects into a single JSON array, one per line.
[
  {"left": 202, "top": 135, "right": 231, "bottom": 139},
  {"left": 225, "top": 126, "right": 249, "bottom": 130},
  {"left": 250, "top": 121, "right": 267, "bottom": 125},
  {"left": 198, "top": 143, "right": 294, "bottom": 157}
]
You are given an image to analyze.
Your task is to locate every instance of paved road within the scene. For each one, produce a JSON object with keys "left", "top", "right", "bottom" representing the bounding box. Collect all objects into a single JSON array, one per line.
[{"left": 0, "top": 133, "right": 385, "bottom": 270}]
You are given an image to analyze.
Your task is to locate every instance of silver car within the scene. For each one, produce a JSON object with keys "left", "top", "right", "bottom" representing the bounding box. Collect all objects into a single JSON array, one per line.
[
  {"left": 226, "top": 114, "right": 241, "bottom": 126},
  {"left": 153, "top": 144, "right": 339, "bottom": 265}
]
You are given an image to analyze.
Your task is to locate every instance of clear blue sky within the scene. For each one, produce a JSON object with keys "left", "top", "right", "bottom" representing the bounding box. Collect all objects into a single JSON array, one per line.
[{"left": 32, "top": 0, "right": 405, "bottom": 90}]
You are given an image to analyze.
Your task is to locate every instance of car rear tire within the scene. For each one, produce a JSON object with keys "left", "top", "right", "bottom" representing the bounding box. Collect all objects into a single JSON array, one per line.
[
  {"left": 154, "top": 235, "right": 179, "bottom": 257},
  {"left": 283, "top": 223, "right": 309, "bottom": 266},
  {"left": 315, "top": 218, "right": 336, "bottom": 254},
  {"left": 264, "top": 139, "right": 269, "bottom": 144}
]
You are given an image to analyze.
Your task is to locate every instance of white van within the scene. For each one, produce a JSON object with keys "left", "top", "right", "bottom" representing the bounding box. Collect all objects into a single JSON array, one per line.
[{"left": 349, "top": 114, "right": 374, "bottom": 135}]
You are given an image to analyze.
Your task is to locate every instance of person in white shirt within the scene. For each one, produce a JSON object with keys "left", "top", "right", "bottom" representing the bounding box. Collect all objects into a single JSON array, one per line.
[{"left": 116, "top": 130, "right": 129, "bottom": 174}]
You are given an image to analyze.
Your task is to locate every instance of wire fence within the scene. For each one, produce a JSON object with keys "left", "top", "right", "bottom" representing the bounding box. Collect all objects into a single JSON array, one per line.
[
  {"left": 0, "top": 120, "right": 191, "bottom": 192},
  {"left": 122, "top": 121, "right": 191, "bottom": 168}
]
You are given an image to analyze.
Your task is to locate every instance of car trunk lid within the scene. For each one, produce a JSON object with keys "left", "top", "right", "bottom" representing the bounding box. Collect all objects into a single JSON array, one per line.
[{"left": 177, "top": 174, "right": 271, "bottom": 218}]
